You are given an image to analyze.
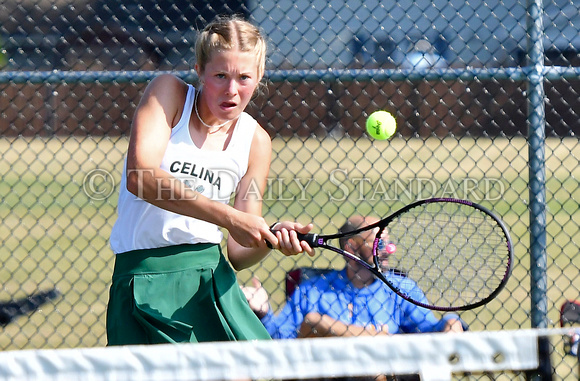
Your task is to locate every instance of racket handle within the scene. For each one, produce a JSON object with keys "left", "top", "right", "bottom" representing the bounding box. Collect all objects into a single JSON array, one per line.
[
  {"left": 296, "top": 233, "right": 319, "bottom": 247},
  {"left": 265, "top": 232, "right": 320, "bottom": 249}
]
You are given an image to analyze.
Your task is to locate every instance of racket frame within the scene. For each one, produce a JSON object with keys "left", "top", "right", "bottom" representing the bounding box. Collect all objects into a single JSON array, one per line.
[{"left": 299, "top": 198, "right": 513, "bottom": 311}]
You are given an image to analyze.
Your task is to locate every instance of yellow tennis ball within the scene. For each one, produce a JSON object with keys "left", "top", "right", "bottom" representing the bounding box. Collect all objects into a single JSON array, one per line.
[{"left": 366, "top": 110, "right": 396, "bottom": 140}]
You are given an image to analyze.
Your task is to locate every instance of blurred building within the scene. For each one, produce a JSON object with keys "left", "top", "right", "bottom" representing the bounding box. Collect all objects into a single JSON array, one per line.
[
  {"left": 0, "top": 0, "right": 248, "bottom": 71},
  {"left": 250, "top": 0, "right": 580, "bottom": 69},
  {"left": 1, "top": 0, "right": 580, "bottom": 71}
]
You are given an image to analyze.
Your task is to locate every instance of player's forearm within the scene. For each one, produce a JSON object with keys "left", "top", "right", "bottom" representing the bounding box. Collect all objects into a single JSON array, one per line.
[{"left": 227, "top": 238, "right": 271, "bottom": 270}]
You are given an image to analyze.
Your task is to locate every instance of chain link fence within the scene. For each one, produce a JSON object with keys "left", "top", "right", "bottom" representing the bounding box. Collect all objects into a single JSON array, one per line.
[{"left": 0, "top": 0, "right": 579, "bottom": 378}]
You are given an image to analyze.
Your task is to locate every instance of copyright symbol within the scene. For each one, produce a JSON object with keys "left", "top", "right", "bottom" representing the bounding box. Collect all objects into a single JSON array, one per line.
[{"left": 83, "top": 169, "right": 115, "bottom": 200}]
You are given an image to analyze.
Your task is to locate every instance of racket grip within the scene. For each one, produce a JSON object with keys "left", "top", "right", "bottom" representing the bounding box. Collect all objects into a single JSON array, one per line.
[
  {"left": 296, "top": 233, "right": 319, "bottom": 247},
  {"left": 265, "top": 232, "right": 319, "bottom": 249}
]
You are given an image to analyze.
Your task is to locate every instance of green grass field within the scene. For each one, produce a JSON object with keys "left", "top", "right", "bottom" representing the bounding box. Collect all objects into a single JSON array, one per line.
[{"left": 1, "top": 134, "right": 579, "bottom": 378}]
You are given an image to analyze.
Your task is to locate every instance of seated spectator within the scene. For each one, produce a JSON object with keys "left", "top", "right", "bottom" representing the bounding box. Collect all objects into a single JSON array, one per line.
[{"left": 242, "top": 215, "right": 465, "bottom": 339}]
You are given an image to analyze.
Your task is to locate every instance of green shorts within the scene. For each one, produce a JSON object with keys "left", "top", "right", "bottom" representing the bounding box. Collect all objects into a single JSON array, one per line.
[{"left": 106, "top": 243, "right": 271, "bottom": 345}]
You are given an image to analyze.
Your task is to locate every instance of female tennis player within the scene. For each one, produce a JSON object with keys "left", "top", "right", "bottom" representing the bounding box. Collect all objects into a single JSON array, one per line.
[{"left": 107, "top": 15, "right": 313, "bottom": 345}]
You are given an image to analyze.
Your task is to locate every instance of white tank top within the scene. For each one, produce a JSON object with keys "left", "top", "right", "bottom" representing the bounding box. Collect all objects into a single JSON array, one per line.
[{"left": 110, "top": 84, "right": 257, "bottom": 254}]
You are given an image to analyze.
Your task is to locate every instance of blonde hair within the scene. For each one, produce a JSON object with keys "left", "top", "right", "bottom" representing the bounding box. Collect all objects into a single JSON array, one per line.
[{"left": 195, "top": 15, "right": 267, "bottom": 81}]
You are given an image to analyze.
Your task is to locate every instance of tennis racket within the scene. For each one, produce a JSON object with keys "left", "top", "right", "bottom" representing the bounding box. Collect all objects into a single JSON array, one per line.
[{"left": 287, "top": 198, "right": 512, "bottom": 311}]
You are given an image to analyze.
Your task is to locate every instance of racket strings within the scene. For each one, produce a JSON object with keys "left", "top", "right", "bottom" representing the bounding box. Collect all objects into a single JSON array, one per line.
[{"left": 387, "top": 203, "right": 510, "bottom": 307}]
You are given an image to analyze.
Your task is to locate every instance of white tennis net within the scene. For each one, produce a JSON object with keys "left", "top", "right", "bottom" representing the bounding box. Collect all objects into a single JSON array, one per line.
[{"left": 0, "top": 328, "right": 577, "bottom": 381}]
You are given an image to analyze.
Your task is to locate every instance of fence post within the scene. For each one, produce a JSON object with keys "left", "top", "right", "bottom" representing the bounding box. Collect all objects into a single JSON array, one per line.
[
  {"left": 526, "top": 1, "right": 551, "bottom": 380},
  {"left": 527, "top": 0, "right": 548, "bottom": 331}
]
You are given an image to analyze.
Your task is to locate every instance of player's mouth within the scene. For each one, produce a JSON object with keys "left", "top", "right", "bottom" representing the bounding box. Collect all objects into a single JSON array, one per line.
[{"left": 220, "top": 101, "right": 237, "bottom": 111}]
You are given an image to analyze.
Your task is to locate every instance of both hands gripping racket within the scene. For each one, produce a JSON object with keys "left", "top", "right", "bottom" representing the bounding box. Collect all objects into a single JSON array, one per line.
[{"left": 284, "top": 198, "right": 513, "bottom": 311}]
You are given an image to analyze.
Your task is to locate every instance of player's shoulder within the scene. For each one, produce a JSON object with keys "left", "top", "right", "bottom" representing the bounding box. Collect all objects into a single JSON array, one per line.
[
  {"left": 144, "top": 74, "right": 189, "bottom": 105},
  {"left": 141, "top": 74, "right": 189, "bottom": 124},
  {"left": 148, "top": 73, "right": 187, "bottom": 92},
  {"left": 247, "top": 116, "right": 272, "bottom": 161},
  {"left": 248, "top": 117, "right": 271, "bottom": 144}
]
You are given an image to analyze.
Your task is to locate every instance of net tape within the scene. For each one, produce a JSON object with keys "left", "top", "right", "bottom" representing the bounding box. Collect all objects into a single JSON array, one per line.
[{"left": 0, "top": 328, "right": 573, "bottom": 381}]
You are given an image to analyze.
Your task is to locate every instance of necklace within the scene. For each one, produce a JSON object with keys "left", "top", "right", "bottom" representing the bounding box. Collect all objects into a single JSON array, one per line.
[{"left": 194, "top": 91, "right": 232, "bottom": 133}]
